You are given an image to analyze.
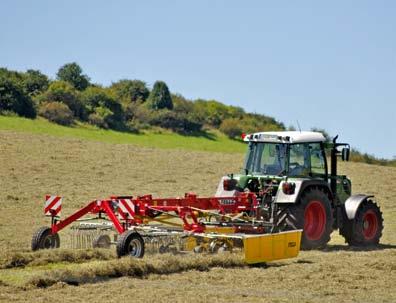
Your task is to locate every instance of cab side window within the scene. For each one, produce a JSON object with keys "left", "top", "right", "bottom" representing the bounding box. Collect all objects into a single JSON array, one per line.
[
  {"left": 289, "top": 144, "right": 310, "bottom": 176},
  {"left": 309, "top": 143, "right": 325, "bottom": 175}
]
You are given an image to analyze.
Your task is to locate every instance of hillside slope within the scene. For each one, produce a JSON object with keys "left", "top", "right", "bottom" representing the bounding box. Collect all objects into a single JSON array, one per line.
[{"left": 0, "top": 116, "right": 246, "bottom": 153}]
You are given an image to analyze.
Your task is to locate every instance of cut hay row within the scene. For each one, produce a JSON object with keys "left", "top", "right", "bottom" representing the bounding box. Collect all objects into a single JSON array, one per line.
[
  {"left": 28, "top": 253, "right": 246, "bottom": 288},
  {"left": 0, "top": 249, "right": 116, "bottom": 269}
]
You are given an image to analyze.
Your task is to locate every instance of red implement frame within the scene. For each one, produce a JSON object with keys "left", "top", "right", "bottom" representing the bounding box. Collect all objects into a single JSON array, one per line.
[{"left": 49, "top": 193, "right": 258, "bottom": 235}]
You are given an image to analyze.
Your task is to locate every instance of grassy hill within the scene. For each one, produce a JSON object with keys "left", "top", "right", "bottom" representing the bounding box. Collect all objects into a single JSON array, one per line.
[{"left": 0, "top": 116, "right": 246, "bottom": 153}]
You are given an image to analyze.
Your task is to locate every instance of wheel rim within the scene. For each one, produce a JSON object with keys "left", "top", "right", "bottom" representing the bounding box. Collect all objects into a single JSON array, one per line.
[
  {"left": 43, "top": 235, "right": 54, "bottom": 249},
  {"left": 95, "top": 235, "right": 110, "bottom": 248},
  {"left": 362, "top": 210, "right": 378, "bottom": 240},
  {"left": 304, "top": 200, "right": 326, "bottom": 241},
  {"left": 128, "top": 238, "right": 142, "bottom": 257}
]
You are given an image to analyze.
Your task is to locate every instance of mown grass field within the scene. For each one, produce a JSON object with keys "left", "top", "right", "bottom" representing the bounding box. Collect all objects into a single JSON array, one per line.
[{"left": 0, "top": 119, "right": 395, "bottom": 302}]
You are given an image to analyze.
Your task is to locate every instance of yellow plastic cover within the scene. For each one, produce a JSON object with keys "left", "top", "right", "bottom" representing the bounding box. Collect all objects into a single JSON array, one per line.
[{"left": 243, "top": 230, "right": 302, "bottom": 264}]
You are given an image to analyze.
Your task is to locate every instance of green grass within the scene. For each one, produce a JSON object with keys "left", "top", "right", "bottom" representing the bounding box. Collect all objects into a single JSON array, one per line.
[{"left": 0, "top": 116, "right": 246, "bottom": 153}]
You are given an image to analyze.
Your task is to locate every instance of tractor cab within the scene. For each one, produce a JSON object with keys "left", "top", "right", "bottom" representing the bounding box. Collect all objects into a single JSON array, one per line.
[{"left": 243, "top": 131, "right": 328, "bottom": 179}]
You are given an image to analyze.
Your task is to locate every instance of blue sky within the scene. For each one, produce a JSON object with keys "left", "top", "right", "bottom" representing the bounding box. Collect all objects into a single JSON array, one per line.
[{"left": 1, "top": 1, "right": 395, "bottom": 158}]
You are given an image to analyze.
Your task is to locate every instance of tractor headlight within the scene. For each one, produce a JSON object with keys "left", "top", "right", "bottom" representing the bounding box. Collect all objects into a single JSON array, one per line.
[
  {"left": 223, "top": 178, "right": 237, "bottom": 191},
  {"left": 282, "top": 182, "right": 296, "bottom": 195}
]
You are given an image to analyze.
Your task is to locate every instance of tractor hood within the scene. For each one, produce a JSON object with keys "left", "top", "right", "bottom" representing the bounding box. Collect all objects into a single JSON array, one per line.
[{"left": 215, "top": 174, "right": 286, "bottom": 197}]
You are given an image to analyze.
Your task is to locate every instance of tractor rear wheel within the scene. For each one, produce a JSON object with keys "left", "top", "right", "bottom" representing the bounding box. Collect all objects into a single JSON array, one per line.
[
  {"left": 116, "top": 230, "right": 145, "bottom": 258},
  {"left": 340, "top": 199, "right": 383, "bottom": 246},
  {"left": 31, "top": 226, "right": 60, "bottom": 251},
  {"left": 282, "top": 188, "right": 334, "bottom": 249}
]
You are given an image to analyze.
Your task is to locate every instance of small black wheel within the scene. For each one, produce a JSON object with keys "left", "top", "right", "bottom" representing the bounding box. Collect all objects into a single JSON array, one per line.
[
  {"left": 116, "top": 230, "right": 145, "bottom": 258},
  {"left": 92, "top": 234, "right": 111, "bottom": 249},
  {"left": 31, "top": 226, "right": 60, "bottom": 251},
  {"left": 340, "top": 199, "right": 383, "bottom": 246}
]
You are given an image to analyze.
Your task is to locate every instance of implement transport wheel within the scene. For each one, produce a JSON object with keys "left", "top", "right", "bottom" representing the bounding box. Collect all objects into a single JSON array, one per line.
[
  {"left": 31, "top": 226, "right": 60, "bottom": 251},
  {"left": 284, "top": 188, "right": 333, "bottom": 250},
  {"left": 340, "top": 199, "right": 383, "bottom": 246},
  {"left": 92, "top": 234, "right": 111, "bottom": 249},
  {"left": 116, "top": 230, "right": 145, "bottom": 258}
]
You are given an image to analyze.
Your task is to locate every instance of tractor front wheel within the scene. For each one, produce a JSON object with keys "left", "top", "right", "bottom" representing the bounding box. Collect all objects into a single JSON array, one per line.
[
  {"left": 284, "top": 188, "right": 334, "bottom": 249},
  {"left": 340, "top": 199, "right": 383, "bottom": 246},
  {"left": 31, "top": 226, "right": 60, "bottom": 251},
  {"left": 116, "top": 230, "right": 145, "bottom": 258}
]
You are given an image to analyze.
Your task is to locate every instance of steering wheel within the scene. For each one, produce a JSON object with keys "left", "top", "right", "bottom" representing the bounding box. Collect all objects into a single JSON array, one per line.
[
  {"left": 289, "top": 162, "right": 305, "bottom": 176},
  {"left": 289, "top": 162, "right": 301, "bottom": 168}
]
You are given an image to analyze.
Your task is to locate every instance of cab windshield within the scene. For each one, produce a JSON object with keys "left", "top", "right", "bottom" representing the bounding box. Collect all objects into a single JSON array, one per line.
[
  {"left": 244, "top": 142, "right": 287, "bottom": 175},
  {"left": 244, "top": 142, "right": 326, "bottom": 177}
]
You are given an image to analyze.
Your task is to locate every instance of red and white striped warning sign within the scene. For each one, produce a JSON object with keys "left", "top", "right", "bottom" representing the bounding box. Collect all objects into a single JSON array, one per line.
[
  {"left": 44, "top": 195, "right": 62, "bottom": 216},
  {"left": 118, "top": 199, "right": 135, "bottom": 218}
]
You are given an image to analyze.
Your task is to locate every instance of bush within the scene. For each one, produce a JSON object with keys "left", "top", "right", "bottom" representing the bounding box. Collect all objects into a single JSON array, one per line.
[
  {"left": 240, "top": 113, "right": 285, "bottom": 133},
  {"left": 110, "top": 80, "right": 149, "bottom": 103},
  {"left": 88, "top": 112, "right": 107, "bottom": 129},
  {"left": 149, "top": 110, "right": 202, "bottom": 133},
  {"left": 22, "top": 69, "right": 49, "bottom": 96},
  {"left": 39, "top": 81, "right": 85, "bottom": 119},
  {"left": 38, "top": 102, "right": 73, "bottom": 125},
  {"left": 193, "top": 100, "right": 245, "bottom": 127},
  {"left": 132, "top": 104, "right": 153, "bottom": 126},
  {"left": 81, "top": 87, "right": 124, "bottom": 129},
  {"left": 0, "top": 76, "right": 36, "bottom": 118},
  {"left": 219, "top": 118, "right": 243, "bottom": 138}
]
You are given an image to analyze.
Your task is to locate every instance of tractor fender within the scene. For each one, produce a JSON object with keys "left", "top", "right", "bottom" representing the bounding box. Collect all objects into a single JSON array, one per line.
[
  {"left": 275, "top": 179, "right": 332, "bottom": 204},
  {"left": 343, "top": 194, "right": 374, "bottom": 220}
]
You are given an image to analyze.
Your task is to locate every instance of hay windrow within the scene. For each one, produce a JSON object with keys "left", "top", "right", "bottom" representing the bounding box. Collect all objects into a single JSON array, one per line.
[
  {"left": 0, "top": 249, "right": 116, "bottom": 269},
  {"left": 28, "top": 253, "right": 246, "bottom": 288}
]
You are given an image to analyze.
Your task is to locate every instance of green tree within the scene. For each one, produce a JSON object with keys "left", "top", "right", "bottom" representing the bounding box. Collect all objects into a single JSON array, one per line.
[
  {"left": 39, "top": 81, "right": 85, "bottom": 119},
  {"left": 193, "top": 100, "right": 242, "bottom": 127},
  {"left": 146, "top": 81, "right": 173, "bottom": 110},
  {"left": 110, "top": 80, "right": 149, "bottom": 103},
  {"left": 0, "top": 75, "right": 36, "bottom": 118},
  {"left": 56, "top": 62, "right": 90, "bottom": 90},
  {"left": 172, "top": 94, "right": 194, "bottom": 113},
  {"left": 22, "top": 69, "right": 49, "bottom": 96},
  {"left": 81, "top": 86, "right": 124, "bottom": 129}
]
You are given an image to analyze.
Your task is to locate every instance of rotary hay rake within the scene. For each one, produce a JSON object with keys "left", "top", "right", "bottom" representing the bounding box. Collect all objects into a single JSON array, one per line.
[{"left": 32, "top": 193, "right": 302, "bottom": 264}]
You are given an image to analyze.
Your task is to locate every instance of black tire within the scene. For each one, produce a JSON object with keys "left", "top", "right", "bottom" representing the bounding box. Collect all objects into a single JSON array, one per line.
[
  {"left": 340, "top": 199, "right": 383, "bottom": 246},
  {"left": 31, "top": 226, "right": 60, "bottom": 251},
  {"left": 92, "top": 234, "right": 111, "bottom": 249},
  {"left": 116, "top": 230, "right": 145, "bottom": 258},
  {"left": 281, "top": 188, "right": 334, "bottom": 250}
]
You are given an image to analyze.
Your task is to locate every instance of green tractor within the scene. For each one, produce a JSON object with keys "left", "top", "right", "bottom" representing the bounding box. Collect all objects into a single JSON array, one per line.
[{"left": 216, "top": 131, "right": 384, "bottom": 249}]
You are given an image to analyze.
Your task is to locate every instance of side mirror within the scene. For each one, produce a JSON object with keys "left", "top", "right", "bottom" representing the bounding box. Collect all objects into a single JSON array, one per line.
[{"left": 341, "top": 147, "right": 350, "bottom": 161}]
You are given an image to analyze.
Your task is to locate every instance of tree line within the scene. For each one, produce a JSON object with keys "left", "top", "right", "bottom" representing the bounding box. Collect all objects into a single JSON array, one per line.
[
  {"left": 0, "top": 62, "right": 394, "bottom": 166},
  {"left": 0, "top": 62, "right": 284, "bottom": 137}
]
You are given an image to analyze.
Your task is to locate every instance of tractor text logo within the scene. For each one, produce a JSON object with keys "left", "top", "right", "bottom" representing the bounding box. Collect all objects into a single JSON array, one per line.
[{"left": 219, "top": 199, "right": 236, "bottom": 205}]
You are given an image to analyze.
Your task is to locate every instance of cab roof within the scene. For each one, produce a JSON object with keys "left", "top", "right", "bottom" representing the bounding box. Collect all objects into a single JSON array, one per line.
[{"left": 243, "top": 131, "right": 326, "bottom": 143}]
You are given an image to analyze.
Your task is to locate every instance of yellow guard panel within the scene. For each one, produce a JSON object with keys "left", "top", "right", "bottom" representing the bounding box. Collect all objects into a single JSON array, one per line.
[{"left": 243, "top": 230, "right": 302, "bottom": 263}]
